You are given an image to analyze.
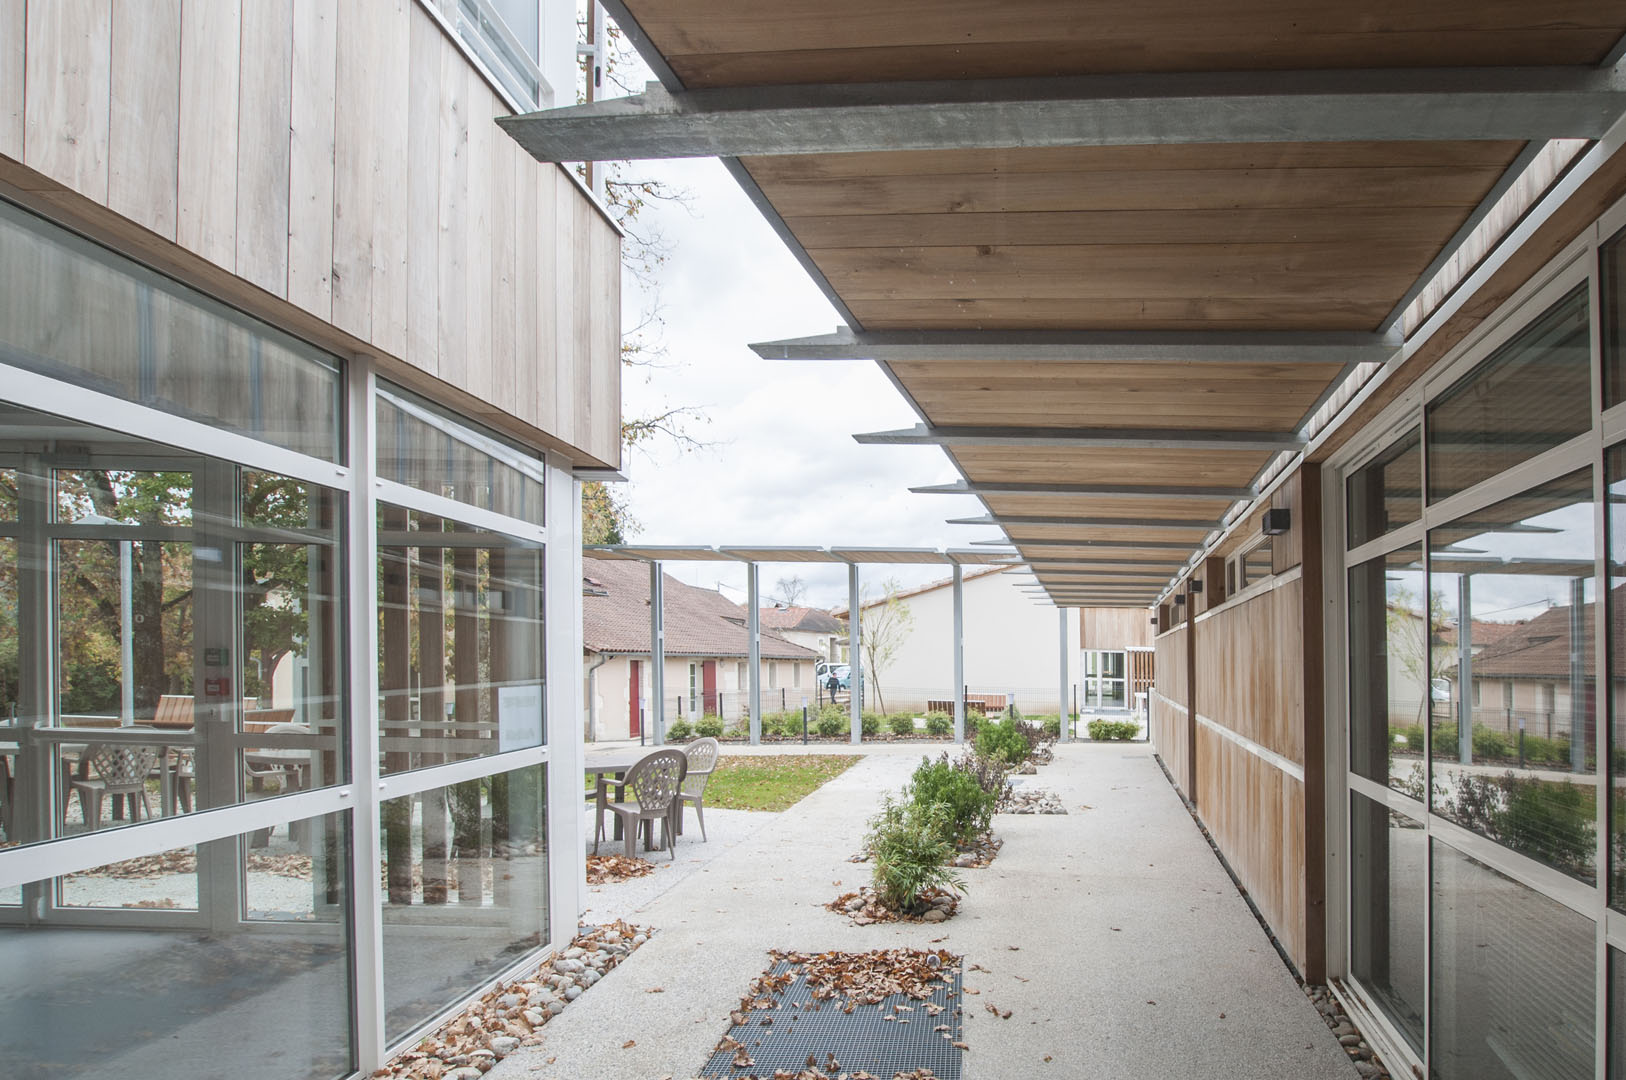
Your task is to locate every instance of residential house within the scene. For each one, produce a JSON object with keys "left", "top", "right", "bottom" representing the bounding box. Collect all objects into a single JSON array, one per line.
[
  {"left": 584, "top": 557, "right": 820, "bottom": 739},
  {"left": 759, "top": 604, "right": 844, "bottom": 663}
]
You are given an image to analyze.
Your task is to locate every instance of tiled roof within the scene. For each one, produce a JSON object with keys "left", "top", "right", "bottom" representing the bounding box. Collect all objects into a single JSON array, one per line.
[
  {"left": 759, "top": 605, "right": 843, "bottom": 633},
  {"left": 1470, "top": 588, "right": 1624, "bottom": 680},
  {"left": 583, "top": 556, "right": 820, "bottom": 660}
]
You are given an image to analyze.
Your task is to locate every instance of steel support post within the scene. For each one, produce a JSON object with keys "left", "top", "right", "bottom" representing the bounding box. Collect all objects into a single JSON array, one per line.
[
  {"left": 952, "top": 564, "right": 965, "bottom": 744},
  {"left": 1058, "top": 606, "right": 1071, "bottom": 742},
  {"left": 849, "top": 562, "right": 862, "bottom": 744},
  {"left": 650, "top": 562, "right": 665, "bottom": 745},
  {"left": 748, "top": 562, "right": 762, "bottom": 745},
  {"left": 1457, "top": 574, "right": 1473, "bottom": 765}
]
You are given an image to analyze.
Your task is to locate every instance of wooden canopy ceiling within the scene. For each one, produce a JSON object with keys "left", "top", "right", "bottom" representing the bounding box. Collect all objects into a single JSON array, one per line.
[{"left": 526, "top": 2, "right": 1626, "bottom": 606}]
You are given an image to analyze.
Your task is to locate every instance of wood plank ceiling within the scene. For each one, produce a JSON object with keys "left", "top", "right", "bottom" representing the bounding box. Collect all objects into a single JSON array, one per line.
[{"left": 610, "top": 1, "right": 1626, "bottom": 605}]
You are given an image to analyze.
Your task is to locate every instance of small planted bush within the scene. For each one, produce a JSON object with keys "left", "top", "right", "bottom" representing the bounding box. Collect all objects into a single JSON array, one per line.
[
  {"left": 909, "top": 753, "right": 996, "bottom": 845},
  {"left": 1040, "top": 715, "right": 1062, "bottom": 739},
  {"left": 1471, "top": 724, "right": 1511, "bottom": 760},
  {"left": 815, "top": 706, "right": 847, "bottom": 738},
  {"left": 888, "top": 712, "right": 917, "bottom": 736},
  {"left": 924, "top": 711, "right": 952, "bottom": 737},
  {"left": 666, "top": 718, "right": 693, "bottom": 741},
  {"left": 1432, "top": 725, "right": 1459, "bottom": 758},
  {"left": 860, "top": 711, "right": 882, "bottom": 738},
  {"left": 1087, "top": 718, "right": 1140, "bottom": 741},
  {"left": 976, "top": 720, "right": 1031, "bottom": 768},
  {"left": 694, "top": 715, "right": 724, "bottom": 738},
  {"left": 866, "top": 797, "right": 964, "bottom": 913}
]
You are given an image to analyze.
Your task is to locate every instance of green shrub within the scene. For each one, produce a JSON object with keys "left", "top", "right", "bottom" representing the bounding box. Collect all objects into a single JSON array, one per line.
[
  {"left": 1521, "top": 733, "right": 1569, "bottom": 766},
  {"left": 889, "top": 712, "right": 917, "bottom": 736},
  {"left": 909, "top": 753, "right": 996, "bottom": 845},
  {"left": 774, "top": 710, "right": 808, "bottom": 738},
  {"left": 666, "top": 719, "right": 693, "bottom": 741},
  {"left": 963, "top": 711, "right": 981, "bottom": 737},
  {"left": 815, "top": 707, "right": 846, "bottom": 738},
  {"left": 1040, "top": 715, "right": 1062, "bottom": 739},
  {"left": 1394, "top": 724, "right": 1427, "bottom": 753},
  {"left": 719, "top": 724, "right": 747, "bottom": 742},
  {"left": 1432, "top": 725, "right": 1458, "bottom": 758},
  {"left": 865, "top": 797, "right": 964, "bottom": 913},
  {"left": 924, "top": 711, "right": 952, "bottom": 737},
  {"left": 1500, "top": 775, "right": 1595, "bottom": 871},
  {"left": 861, "top": 711, "right": 882, "bottom": 738},
  {"left": 976, "top": 720, "right": 1030, "bottom": 767},
  {"left": 1471, "top": 724, "right": 1511, "bottom": 760},
  {"left": 1086, "top": 718, "right": 1140, "bottom": 741},
  {"left": 694, "top": 715, "right": 724, "bottom": 738}
]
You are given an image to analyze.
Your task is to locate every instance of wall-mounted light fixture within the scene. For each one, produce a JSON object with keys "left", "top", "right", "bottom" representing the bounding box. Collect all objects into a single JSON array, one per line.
[
  {"left": 1189, "top": 580, "right": 1204, "bottom": 593},
  {"left": 1173, "top": 593, "right": 1186, "bottom": 605},
  {"left": 1262, "top": 508, "right": 1291, "bottom": 535}
]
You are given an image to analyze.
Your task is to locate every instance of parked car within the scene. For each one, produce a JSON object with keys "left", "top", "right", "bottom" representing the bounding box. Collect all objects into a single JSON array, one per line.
[
  {"left": 816, "top": 661, "right": 851, "bottom": 692},
  {"left": 1431, "top": 677, "right": 1451, "bottom": 704}
]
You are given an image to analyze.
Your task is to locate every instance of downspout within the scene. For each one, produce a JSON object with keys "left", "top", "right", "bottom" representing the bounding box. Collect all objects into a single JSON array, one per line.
[{"left": 586, "top": 652, "right": 611, "bottom": 743}]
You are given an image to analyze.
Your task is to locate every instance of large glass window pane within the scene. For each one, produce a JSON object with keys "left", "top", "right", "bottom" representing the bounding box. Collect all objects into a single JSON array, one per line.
[
  {"left": 1349, "top": 792, "right": 1425, "bottom": 1056},
  {"left": 0, "top": 199, "right": 342, "bottom": 462},
  {"left": 1611, "top": 445, "right": 1626, "bottom": 912},
  {"left": 377, "top": 507, "right": 545, "bottom": 775},
  {"left": 1428, "top": 470, "right": 1597, "bottom": 884},
  {"left": 0, "top": 405, "right": 346, "bottom": 851},
  {"left": 1348, "top": 428, "right": 1422, "bottom": 549},
  {"left": 1603, "top": 225, "right": 1626, "bottom": 410},
  {"left": 382, "top": 764, "right": 547, "bottom": 1043},
  {"left": 1426, "top": 286, "right": 1590, "bottom": 503},
  {"left": 1431, "top": 839, "right": 1594, "bottom": 1080},
  {"left": 376, "top": 384, "right": 546, "bottom": 523},
  {"left": 0, "top": 810, "right": 353, "bottom": 1078},
  {"left": 1613, "top": 948, "right": 1626, "bottom": 1080},
  {"left": 1350, "top": 546, "right": 1428, "bottom": 792}
]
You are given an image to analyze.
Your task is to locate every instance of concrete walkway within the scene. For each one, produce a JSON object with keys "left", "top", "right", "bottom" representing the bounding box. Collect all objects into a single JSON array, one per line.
[{"left": 496, "top": 743, "right": 1356, "bottom": 1080}]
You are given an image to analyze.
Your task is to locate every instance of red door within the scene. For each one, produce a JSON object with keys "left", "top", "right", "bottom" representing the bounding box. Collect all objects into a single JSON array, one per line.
[
  {"left": 702, "top": 661, "right": 718, "bottom": 713},
  {"left": 628, "top": 661, "right": 641, "bottom": 739}
]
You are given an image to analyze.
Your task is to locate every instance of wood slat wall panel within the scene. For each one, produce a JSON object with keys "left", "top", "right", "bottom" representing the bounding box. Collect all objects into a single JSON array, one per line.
[
  {"left": 0, "top": 0, "right": 20, "bottom": 159},
  {"left": 1197, "top": 725, "right": 1308, "bottom": 971},
  {"left": 176, "top": 0, "right": 239, "bottom": 269},
  {"left": 287, "top": 0, "right": 336, "bottom": 319},
  {"left": 1194, "top": 576, "right": 1305, "bottom": 762},
  {"left": 987, "top": 494, "right": 1240, "bottom": 520},
  {"left": 108, "top": 0, "right": 180, "bottom": 241},
  {"left": 1010, "top": 525, "right": 1213, "bottom": 544},
  {"left": 25, "top": 0, "right": 112, "bottom": 204},
  {"left": 236, "top": 0, "right": 294, "bottom": 296},
  {"left": 950, "top": 445, "right": 1271, "bottom": 485},
  {"left": 1272, "top": 472, "right": 1306, "bottom": 574},
  {"left": 1080, "top": 607, "right": 1154, "bottom": 649},
  {"left": 2, "top": 0, "right": 622, "bottom": 466}
]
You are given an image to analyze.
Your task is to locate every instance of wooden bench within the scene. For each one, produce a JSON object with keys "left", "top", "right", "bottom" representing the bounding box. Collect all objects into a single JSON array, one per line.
[{"left": 925, "top": 694, "right": 1007, "bottom": 716}]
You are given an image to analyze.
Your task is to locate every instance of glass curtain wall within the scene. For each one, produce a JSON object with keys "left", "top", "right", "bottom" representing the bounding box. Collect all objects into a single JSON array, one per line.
[
  {"left": 0, "top": 200, "right": 561, "bottom": 1078},
  {"left": 1339, "top": 226, "right": 1626, "bottom": 1078}
]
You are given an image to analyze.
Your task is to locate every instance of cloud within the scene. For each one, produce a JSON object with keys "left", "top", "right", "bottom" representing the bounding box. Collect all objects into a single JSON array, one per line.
[{"left": 610, "top": 157, "right": 1005, "bottom": 607}]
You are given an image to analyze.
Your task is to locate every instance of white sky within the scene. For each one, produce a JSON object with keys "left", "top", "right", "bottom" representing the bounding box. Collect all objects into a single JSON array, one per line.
[{"left": 610, "top": 155, "right": 1006, "bottom": 609}]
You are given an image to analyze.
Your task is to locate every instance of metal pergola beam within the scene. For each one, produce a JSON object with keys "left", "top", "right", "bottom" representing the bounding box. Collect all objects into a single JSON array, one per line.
[
  {"left": 858, "top": 424, "right": 1304, "bottom": 452},
  {"left": 1009, "top": 557, "right": 1189, "bottom": 568},
  {"left": 981, "top": 537, "right": 1198, "bottom": 550},
  {"left": 913, "top": 480, "right": 1252, "bottom": 500},
  {"left": 754, "top": 327, "right": 1395, "bottom": 366},
  {"left": 499, "top": 68, "right": 1626, "bottom": 162},
  {"left": 949, "top": 513, "right": 1222, "bottom": 531}
]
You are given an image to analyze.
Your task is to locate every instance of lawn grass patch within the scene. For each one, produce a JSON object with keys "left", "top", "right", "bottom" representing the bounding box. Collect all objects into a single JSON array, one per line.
[{"left": 704, "top": 754, "right": 859, "bottom": 812}]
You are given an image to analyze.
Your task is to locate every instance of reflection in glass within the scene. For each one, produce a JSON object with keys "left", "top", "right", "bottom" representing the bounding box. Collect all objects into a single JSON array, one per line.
[
  {"left": 1428, "top": 470, "right": 1597, "bottom": 883},
  {"left": 1603, "top": 225, "right": 1626, "bottom": 410},
  {"left": 0, "top": 199, "right": 342, "bottom": 461},
  {"left": 376, "top": 383, "right": 545, "bottom": 522},
  {"left": 382, "top": 764, "right": 547, "bottom": 1042},
  {"left": 0, "top": 812, "right": 353, "bottom": 1079},
  {"left": 1426, "top": 285, "right": 1590, "bottom": 503},
  {"left": 1349, "top": 793, "right": 1424, "bottom": 1056},
  {"left": 1431, "top": 840, "right": 1594, "bottom": 1080},
  {"left": 1240, "top": 537, "right": 1273, "bottom": 589},
  {"left": 1613, "top": 948, "right": 1626, "bottom": 1080},
  {"left": 0, "top": 405, "right": 345, "bottom": 851},
  {"left": 1348, "top": 428, "right": 1422, "bottom": 549},
  {"left": 378, "top": 506, "right": 545, "bottom": 775},
  {"left": 1610, "top": 446, "right": 1626, "bottom": 912},
  {"left": 1348, "top": 546, "right": 1427, "bottom": 792}
]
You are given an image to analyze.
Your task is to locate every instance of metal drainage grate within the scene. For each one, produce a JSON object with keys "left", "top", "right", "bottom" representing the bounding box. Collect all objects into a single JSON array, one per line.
[{"left": 697, "top": 959, "right": 964, "bottom": 1079}]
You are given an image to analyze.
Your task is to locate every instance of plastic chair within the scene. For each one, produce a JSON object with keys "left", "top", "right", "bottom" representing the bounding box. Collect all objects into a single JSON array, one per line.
[
  {"left": 678, "top": 736, "right": 720, "bottom": 841},
  {"left": 244, "top": 722, "right": 312, "bottom": 794},
  {"left": 596, "top": 749, "right": 687, "bottom": 860},
  {"left": 71, "top": 743, "right": 161, "bottom": 830}
]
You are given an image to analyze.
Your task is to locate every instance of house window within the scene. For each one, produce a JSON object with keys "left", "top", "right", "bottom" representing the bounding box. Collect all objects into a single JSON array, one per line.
[
  {"left": 689, "top": 663, "right": 699, "bottom": 713},
  {"left": 769, "top": 662, "right": 778, "bottom": 689},
  {"left": 737, "top": 661, "right": 746, "bottom": 688},
  {"left": 793, "top": 662, "right": 801, "bottom": 688}
]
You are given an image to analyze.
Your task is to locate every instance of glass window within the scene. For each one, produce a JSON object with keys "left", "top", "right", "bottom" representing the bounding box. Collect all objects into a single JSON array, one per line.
[
  {"left": 1239, "top": 537, "right": 1273, "bottom": 589},
  {"left": 0, "top": 199, "right": 342, "bottom": 462},
  {"left": 376, "top": 383, "right": 545, "bottom": 523},
  {"left": 1610, "top": 445, "right": 1626, "bottom": 912},
  {"left": 377, "top": 506, "right": 545, "bottom": 775},
  {"left": 1431, "top": 839, "right": 1594, "bottom": 1080},
  {"left": 1426, "top": 285, "right": 1590, "bottom": 503},
  {"left": 1428, "top": 470, "right": 1597, "bottom": 884},
  {"left": 1348, "top": 545, "right": 1427, "bottom": 793},
  {"left": 1603, "top": 225, "right": 1626, "bottom": 410},
  {"left": 1349, "top": 792, "right": 1425, "bottom": 1056},
  {"left": 0, "top": 405, "right": 345, "bottom": 851},
  {"left": 1347, "top": 428, "right": 1422, "bottom": 548},
  {"left": 381, "top": 763, "right": 547, "bottom": 1043},
  {"left": 0, "top": 810, "right": 354, "bottom": 1079},
  {"left": 1613, "top": 948, "right": 1626, "bottom": 1080}
]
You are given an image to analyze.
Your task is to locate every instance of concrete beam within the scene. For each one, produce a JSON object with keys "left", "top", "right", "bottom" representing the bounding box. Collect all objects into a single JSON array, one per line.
[
  {"left": 754, "top": 327, "right": 1394, "bottom": 366},
  {"left": 859, "top": 424, "right": 1304, "bottom": 452},
  {"left": 498, "top": 68, "right": 1626, "bottom": 162}
]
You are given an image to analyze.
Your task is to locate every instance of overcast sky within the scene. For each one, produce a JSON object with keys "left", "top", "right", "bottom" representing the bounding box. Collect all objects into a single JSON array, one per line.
[{"left": 608, "top": 155, "right": 1009, "bottom": 609}]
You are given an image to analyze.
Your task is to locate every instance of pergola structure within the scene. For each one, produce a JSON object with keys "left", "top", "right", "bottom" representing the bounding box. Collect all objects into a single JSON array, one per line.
[
  {"left": 501, "top": 3, "right": 1626, "bottom": 610},
  {"left": 585, "top": 545, "right": 1085, "bottom": 744}
]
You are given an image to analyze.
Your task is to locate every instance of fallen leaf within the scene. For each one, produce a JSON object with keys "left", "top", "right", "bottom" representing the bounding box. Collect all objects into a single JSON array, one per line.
[
  {"left": 645, "top": 987, "right": 664, "bottom": 994},
  {"left": 1044, "top": 1055, "right": 1053, "bottom": 1062},
  {"left": 621, "top": 1040, "right": 636, "bottom": 1049}
]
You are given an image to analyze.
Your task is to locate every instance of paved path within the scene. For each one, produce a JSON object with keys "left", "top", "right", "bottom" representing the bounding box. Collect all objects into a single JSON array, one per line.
[{"left": 497, "top": 743, "right": 1356, "bottom": 1080}]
